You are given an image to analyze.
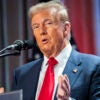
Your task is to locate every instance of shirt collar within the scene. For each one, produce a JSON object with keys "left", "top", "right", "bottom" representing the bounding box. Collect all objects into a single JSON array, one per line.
[
  {"left": 43, "top": 42, "right": 72, "bottom": 66},
  {"left": 55, "top": 42, "right": 72, "bottom": 65}
]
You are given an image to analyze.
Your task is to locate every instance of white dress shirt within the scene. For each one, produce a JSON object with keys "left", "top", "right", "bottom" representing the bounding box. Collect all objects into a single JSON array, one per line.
[{"left": 35, "top": 43, "right": 72, "bottom": 100}]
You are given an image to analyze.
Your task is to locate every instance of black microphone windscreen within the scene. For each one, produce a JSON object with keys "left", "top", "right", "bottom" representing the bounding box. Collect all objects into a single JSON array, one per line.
[
  {"left": 13, "top": 40, "right": 24, "bottom": 50},
  {"left": 24, "top": 40, "right": 34, "bottom": 49}
]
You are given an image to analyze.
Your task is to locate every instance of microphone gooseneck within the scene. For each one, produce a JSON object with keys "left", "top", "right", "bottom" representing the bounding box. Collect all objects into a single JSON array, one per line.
[
  {"left": 6, "top": 40, "right": 34, "bottom": 50},
  {"left": 0, "top": 40, "right": 34, "bottom": 54}
]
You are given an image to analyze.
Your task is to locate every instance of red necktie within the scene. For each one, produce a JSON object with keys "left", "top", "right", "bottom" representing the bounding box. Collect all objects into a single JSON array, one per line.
[{"left": 38, "top": 57, "right": 58, "bottom": 100}]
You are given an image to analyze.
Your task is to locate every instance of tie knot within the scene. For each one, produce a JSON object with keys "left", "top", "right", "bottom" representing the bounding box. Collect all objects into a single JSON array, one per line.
[{"left": 48, "top": 57, "right": 58, "bottom": 66}]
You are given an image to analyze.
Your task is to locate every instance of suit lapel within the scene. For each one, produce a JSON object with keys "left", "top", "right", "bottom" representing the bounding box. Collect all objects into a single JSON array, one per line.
[
  {"left": 63, "top": 49, "right": 82, "bottom": 87},
  {"left": 28, "top": 58, "right": 43, "bottom": 100},
  {"left": 54, "top": 49, "right": 83, "bottom": 100}
]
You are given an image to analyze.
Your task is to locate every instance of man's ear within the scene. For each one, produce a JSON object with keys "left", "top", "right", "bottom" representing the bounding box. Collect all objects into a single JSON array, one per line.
[{"left": 64, "top": 21, "right": 71, "bottom": 37}]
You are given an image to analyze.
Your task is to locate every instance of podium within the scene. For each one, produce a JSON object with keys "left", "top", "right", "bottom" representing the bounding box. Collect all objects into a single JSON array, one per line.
[{"left": 0, "top": 90, "right": 22, "bottom": 100}]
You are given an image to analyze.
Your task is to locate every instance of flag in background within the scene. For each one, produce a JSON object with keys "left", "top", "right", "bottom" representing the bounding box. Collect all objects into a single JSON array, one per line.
[{"left": 63, "top": 0, "right": 100, "bottom": 56}]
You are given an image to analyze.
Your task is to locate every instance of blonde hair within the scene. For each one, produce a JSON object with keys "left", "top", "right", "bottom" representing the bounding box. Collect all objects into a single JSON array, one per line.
[
  {"left": 28, "top": 1, "right": 69, "bottom": 22},
  {"left": 28, "top": 0, "right": 71, "bottom": 40}
]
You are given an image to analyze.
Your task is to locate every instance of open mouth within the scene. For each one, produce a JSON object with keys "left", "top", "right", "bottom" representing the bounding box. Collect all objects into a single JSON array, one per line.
[{"left": 42, "top": 38, "right": 48, "bottom": 44}]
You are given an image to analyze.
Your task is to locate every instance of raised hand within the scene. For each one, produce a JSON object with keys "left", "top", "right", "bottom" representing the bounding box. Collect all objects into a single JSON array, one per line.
[{"left": 57, "top": 74, "right": 70, "bottom": 100}]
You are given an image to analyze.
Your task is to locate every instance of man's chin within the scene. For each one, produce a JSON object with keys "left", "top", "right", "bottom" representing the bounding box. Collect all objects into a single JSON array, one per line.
[{"left": 41, "top": 47, "right": 52, "bottom": 54}]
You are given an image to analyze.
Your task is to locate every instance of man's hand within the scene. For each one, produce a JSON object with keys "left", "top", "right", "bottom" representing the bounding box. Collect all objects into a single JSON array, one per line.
[
  {"left": 0, "top": 87, "right": 4, "bottom": 93},
  {"left": 56, "top": 74, "right": 70, "bottom": 100}
]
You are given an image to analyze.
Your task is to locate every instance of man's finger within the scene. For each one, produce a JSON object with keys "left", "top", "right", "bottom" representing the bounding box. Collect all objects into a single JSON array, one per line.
[
  {"left": 63, "top": 75, "right": 70, "bottom": 92},
  {"left": 57, "top": 75, "right": 70, "bottom": 100}
]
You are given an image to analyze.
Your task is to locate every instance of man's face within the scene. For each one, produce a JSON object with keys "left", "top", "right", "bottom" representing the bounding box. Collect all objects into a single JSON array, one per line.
[{"left": 31, "top": 9, "right": 70, "bottom": 58}]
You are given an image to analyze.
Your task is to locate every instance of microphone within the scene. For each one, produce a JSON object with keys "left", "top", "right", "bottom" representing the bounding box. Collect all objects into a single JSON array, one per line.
[
  {"left": 6, "top": 40, "right": 34, "bottom": 51},
  {"left": 0, "top": 40, "right": 34, "bottom": 57}
]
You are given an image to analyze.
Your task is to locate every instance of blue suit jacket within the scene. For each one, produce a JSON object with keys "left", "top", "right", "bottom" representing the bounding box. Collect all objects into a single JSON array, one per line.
[{"left": 12, "top": 49, "right": 100, "bottom": 100}]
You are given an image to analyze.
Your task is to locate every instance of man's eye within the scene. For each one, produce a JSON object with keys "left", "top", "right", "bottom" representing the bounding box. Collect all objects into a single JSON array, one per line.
[
  {"left": 45, "top": 21, "right": 53, "bottom": 25},
  {"left": 47, "top": 22, "right": 52, "bottom": 24},
  {"left": 32, "top": 25, "right": 39, "bottom": 30}
]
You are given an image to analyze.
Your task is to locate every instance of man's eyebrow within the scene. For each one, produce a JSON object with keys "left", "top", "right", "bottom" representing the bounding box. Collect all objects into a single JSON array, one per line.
[
  {"left": 31, "top": 19, "right": 53, "bottom": 26},
  {"left": 31, "top": 23, "right": 39, "bottom": 26},
  {"left": 44, "top": 19, "right": 52, "bottom": 22}
]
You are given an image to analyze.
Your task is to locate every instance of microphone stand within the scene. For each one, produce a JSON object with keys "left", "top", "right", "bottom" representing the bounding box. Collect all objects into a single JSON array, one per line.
[
  {"left": 0, "top": 45, "right": 21, "bottom": 58},
  {"left": 0, "top": 50, "right": 21, "bottom": 58},
  {"left": 0, "top": 48, "right": 7, "bottom": 54}
]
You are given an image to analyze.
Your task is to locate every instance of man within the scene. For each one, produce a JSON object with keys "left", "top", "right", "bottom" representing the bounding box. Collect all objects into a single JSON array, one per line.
[{"left": 12, "top": 1, "right": 100, "bottom": 100}]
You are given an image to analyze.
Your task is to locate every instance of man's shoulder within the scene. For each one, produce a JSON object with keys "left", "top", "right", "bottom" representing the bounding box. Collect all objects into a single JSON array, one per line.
[
  {"left": 72, "top": 49, "right": 100, "bottom": 64},
  {"left": 14, "top": 58, "right": 43, "bottom": 74}
]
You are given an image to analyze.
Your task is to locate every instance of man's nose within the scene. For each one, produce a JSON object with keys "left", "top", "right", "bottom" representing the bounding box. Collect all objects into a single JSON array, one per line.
[{"left": 40, "top": 25, "right": 47, "bottom": 35}]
